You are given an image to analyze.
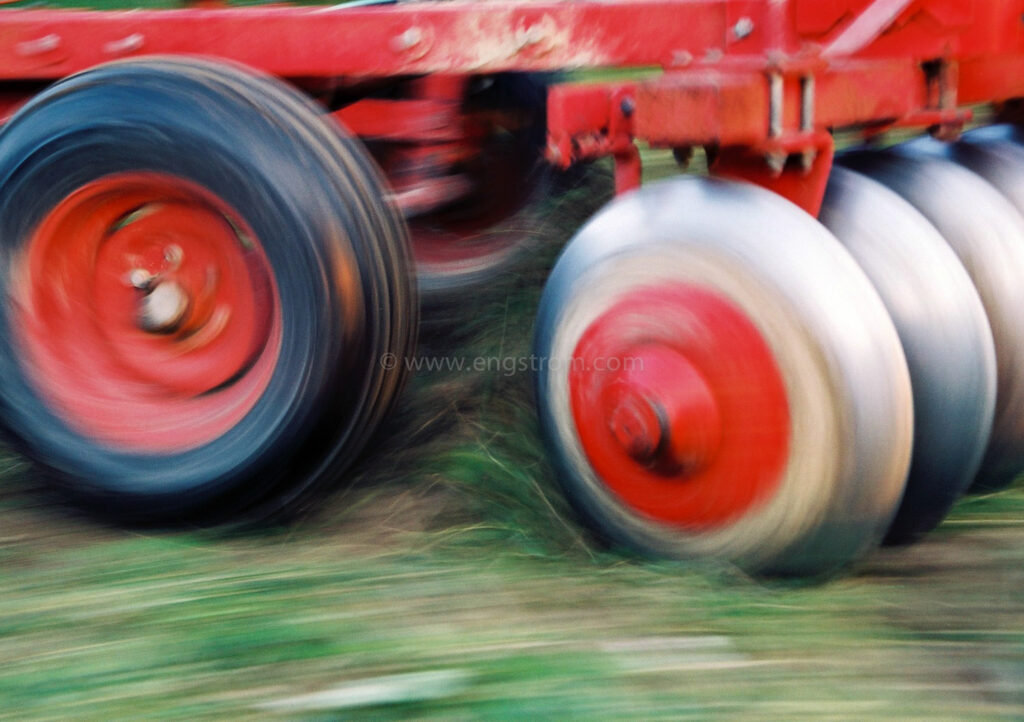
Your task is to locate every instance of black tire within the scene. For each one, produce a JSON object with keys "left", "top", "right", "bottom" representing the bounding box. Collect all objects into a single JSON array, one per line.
[{"left": 0, "top": 58, "right": 417, "bottom": 523}]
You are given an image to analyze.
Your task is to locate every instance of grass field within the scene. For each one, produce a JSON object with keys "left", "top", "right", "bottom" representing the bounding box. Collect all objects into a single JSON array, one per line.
[
  {"left": 0, "top": 1, "right": 1019, "bottom": 714},
  {"left": 1, "top": 166, "right": 1023, "bottom": 720}
]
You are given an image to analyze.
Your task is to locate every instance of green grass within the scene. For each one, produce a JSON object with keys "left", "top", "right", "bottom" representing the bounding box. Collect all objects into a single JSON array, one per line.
[{"left": 1, "top": 168, "right": 1023, "bottom": 719}]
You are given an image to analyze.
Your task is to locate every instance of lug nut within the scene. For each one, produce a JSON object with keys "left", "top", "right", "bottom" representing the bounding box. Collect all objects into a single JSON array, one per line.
[
  {"left": 128, "top": 268, "right": 154, "bottom": 290},
  {"left": 137, "top": 281, "right": 190, "bottom": 334}
]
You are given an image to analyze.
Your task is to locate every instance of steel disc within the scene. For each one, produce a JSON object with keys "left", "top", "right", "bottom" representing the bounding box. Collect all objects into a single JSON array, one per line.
[
  {"left": 846, "top": 146, "right": 1024, "bottom": 489},
  {"left": 534, "top": 176, "right": 913, "bottom": 576},
  {"left": 820, "top": 167, "right": 996, "bottom": 544},
  {"left": 951, "top": 125, "right": 1024, "bottom": 218},
  {"left": 940, "top": 128, "right": 1024, "bottom": 489}
]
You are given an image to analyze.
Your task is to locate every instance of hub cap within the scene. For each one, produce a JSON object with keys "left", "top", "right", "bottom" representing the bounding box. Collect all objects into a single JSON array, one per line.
[
  {"left": 13, "top": 172, "right": 281, "bottom": 453},
  {"left": 568, "top": 284, "right": 790, "bottom": 529}
]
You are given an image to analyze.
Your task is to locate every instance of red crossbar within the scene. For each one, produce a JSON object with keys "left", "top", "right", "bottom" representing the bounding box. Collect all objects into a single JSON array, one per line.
[
  {"left": 0, "top": 1, "right": 1019, "bottom": 80},
  {"left": 3, "top": 0, "right": 1024, "bottom": 215}
]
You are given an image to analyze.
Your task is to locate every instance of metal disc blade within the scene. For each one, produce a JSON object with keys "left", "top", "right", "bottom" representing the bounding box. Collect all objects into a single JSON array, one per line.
[
  {"left": 846, "top": 146, "right": 1024, "bottom": 489},
  {"left": 820, "top": 166, "right": 996, "bottom": 544},
  {"left": 534, "top": 176, "right": 913, "bottom": 576}
]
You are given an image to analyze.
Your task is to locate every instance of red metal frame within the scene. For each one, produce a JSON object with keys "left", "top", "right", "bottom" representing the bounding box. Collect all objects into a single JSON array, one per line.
[
  {"left": 1, "top": 0, "right": 1023, "bottom": 214},
  {"left": 338, "top": 75, "right": 477, "bottom": 217}
]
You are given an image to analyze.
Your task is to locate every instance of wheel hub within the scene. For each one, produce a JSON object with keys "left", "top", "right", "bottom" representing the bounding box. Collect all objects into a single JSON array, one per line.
[
  {"left": 607, "top": 390, "right": 663, "bottom": 462},
  {"left": 14, "top": 172, "right": 281, "bottom": 452},
  {"left": 602, "top": 347, "right": 722, "bottom": 474},
  {"left": 568, "top": 283, "right": 789, "bottom": 529}
]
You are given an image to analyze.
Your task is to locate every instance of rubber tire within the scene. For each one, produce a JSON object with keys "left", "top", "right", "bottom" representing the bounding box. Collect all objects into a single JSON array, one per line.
[
  {"left": 534, "top": 177, "right": 913, "bottom": 577},
  {"left": 0, "top": 58, "right": 417, "bottom": 523}
]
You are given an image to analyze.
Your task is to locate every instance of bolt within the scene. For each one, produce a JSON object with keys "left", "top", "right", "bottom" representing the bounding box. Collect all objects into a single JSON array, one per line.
[
  {"left": 766, "top": 151, "right": 787, "bottom": 175},
  {"left": 732, "top": 17, "right": 755, "bottom": 40},
  {"left": 619, "top": 97, "right": 636, "bottom": 117},
  {"left": 391, "top": 26, "right": 423, "bottom": 52},
  {"left": 546, "top": 141, "right": 562, "bottom": 166},
  {"left": 671, "top": 50, "right": 693, "bottom": 67},
  {"left": 137, "top": 281, "right": 190, "bottom": 334},
  {"left": 800, "top": 148, "right": 817, "bottom": 172},
  {"left": 128, "top": 268, "right": 154, "bottom": 290},
  {"left": 15, "top": 34, "right": 61, "bottom": 57}
]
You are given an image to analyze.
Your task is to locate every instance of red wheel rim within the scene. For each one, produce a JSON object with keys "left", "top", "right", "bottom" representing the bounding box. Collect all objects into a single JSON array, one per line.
[
  {"left": 407, "top": 129, "right": 537, "bottom": 276},
  {"left": 13, "top": 172, "right": 281, "bottom": 453},
  {"left": 568, "top": 284, "right": 790, "bottom": 529}
]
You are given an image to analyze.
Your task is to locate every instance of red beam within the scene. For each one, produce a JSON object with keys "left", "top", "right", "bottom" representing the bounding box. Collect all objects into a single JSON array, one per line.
[
  {"left": 555, "top": 59, "right": 929, "bottom": 155},
  {"left": 0, "top": 2, "right": 737, "bottom": 79},
  {"left": 0, "top": 1, "right": 1018, "bottom": 105},
  {"left": 815, "top": 60, "right": 927, "bottom": 128},
  {"left": 634, "top": 72, "right": 768, "bottom": 147},
  {"left": 1, "top": 0, "right": 1022, "bottom": 189},
  {"left": 0, "top": 1, "right": 1019, "bottom": 81},
  {"left": 960, "top": 55, "right": 1024, "bottom": 104},
  {"left": 0, "top": 0, "right": 1015, "bottom": 81}
]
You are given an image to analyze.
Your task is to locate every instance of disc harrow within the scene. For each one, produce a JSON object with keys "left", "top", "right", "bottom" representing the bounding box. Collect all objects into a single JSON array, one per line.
[{"left": 0, "top": 0, "right": 1021, "bottom": 574}]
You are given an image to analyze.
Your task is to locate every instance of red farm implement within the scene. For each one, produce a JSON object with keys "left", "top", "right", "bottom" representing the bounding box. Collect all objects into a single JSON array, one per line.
[{"left": 0, "top": 0, "right": 1022, "bottom": 575}]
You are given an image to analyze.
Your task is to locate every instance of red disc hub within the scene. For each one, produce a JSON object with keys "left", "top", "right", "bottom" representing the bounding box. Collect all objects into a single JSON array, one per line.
[
  {"left": 568, "top": 284, "right": 790, "bottom": 529},
  {"left": 602, "top": 346, "right": 723, "bottom": 472},
  {"left": 14, "top": 172, "right": 281, "bottom": 453},
  {"left": 606, "top": 387, "right": 664, "bottom": 462}
]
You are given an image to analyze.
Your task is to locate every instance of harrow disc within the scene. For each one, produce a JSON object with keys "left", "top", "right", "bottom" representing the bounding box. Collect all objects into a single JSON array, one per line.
[
  {"left": 847, "top": 146, "right": 1024, "bottom": 489},
  {"left": 820, "top": 167, "right": 996, "bottom": 544},
  {"left": 534, "top": 177, "right": 913, "bottom": 576},
  {"left": 948, "top": 125, "right": 1024, "bottom": 217},
  {"left": 0, "top": 59, "right": 416, "bottom": 522}
]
